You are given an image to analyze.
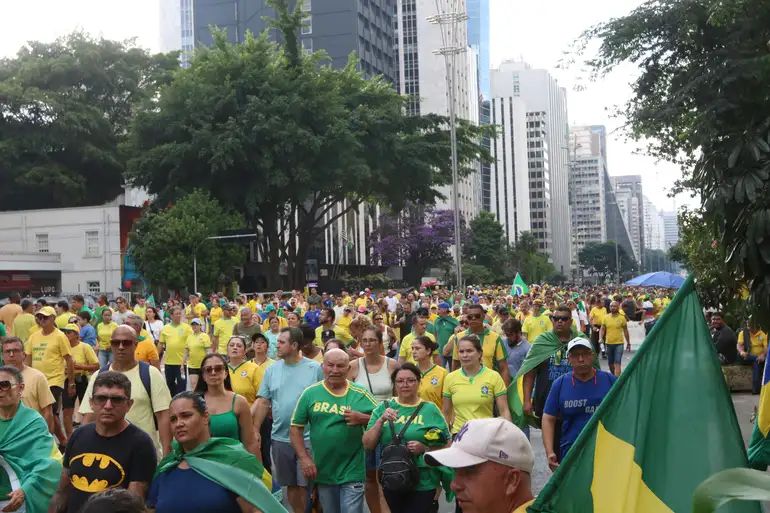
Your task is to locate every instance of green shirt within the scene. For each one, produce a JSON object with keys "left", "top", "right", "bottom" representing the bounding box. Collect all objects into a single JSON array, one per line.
[
  {"left": 433, "top": 315, "right": 459, "bottom": 352},
  {"left": 367, "top": 399, "right": 451, "bottom": 491},
  {"left": 291, "top": 381, "right": 377, "bottom": 485}
]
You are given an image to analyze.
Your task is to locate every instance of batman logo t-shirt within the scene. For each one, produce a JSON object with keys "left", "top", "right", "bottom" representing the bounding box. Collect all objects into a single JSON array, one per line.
[{"left": 63, "top": 423, "right": 157, "bottom": 513}]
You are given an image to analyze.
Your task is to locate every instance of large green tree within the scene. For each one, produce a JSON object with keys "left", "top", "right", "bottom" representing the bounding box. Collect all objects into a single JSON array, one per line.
[
  {"left": 578, "top": 0, "right": 770, "bottom": 323},
  {"left": 579, "top": 241, "right": 637, "bottom": 283},
  {"left": 463, "top": 211, "right": 507, "bottom": 277},
  {"left": 0, "top": 32, "right": 178, "bottom": 209},
  {"left": 510, "top": 231, "right": 557, "bottom": 284},
  {"left": 125, "top": 0, "right": 490, "bottom": 289},
  {"left": 129, "top": 190, "right": 246, "bottom": 292}
]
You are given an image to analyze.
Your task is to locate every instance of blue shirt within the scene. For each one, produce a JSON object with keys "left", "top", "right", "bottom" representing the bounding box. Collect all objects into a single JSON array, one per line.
[
  {"left": 543, "top": 370, "right": 616, "bottom": 457},
  {"left": 148, "top": 467, "right": 240, "bottom": 513},
  {"left": 505, "top": 338, "right": 531, "bottom": 378},
  {"left": 257, "top": 357, "right": 323, "bottom": 442},
  {"left": 79, "top": 324, "right": 97, "bottom": 347},
  {"left": 304, "top": 309, "right": 321, "bottom": 329}
]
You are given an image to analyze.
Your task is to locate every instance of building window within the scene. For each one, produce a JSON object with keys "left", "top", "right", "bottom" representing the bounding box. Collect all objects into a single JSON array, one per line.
[
  {"left": 302, "top": 38, "right": 313, "bottom": 53},
  {"left": 87, "top": 281, "right": 101, "bottom": 294},
  {"left": 85, "top": 231, "right": 100, "bottom": 257},
  {"left": 301, "top": 14, "right": 312, "bottom": 35},
  {"left": 36, "top": 233, "right": 49, "bottom": 253},
  {"left": 301, "top": 0, "right": 311, "bottom": 10}
]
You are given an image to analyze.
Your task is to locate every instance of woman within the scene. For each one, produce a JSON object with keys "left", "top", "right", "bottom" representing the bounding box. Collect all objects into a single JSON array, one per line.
[
  {"left": 184, "top": 319, "right": 210, "bottom": 391},
  {"left": 145, "top": 306, "right": 164, "bottom": 344},
  {"left": 225, "top": 337, "right": 264, "bottom": 406},
  {"left": 96, "top": 308, "right": 118, "bottom": 367},
  {"left": 147, "top": 392, "right": 280, "bottom": 513},
  {"left": 349, "top": 327, "right": 398, "bottom": 513},
  {"left": 60, "top": 326, "right": 99, "bottom": 437},
  {"left": 251, "top": 333, "right": 274, "bottom": 470},
  {"left": 347, "top": 316, "right": 372, "bottom": 359},
  {"left": 251, "top": 333, "right": 275, "bottom": 371},
  {"left": 323, "top": 338, "right": 345, "bottom": 353},
  {"left": 363, "top": 364, "right": 450, "bottom": 513},
  {"left": 373, "top": 313, "right": 398, "bottom": 357},
  {"left": 263, "top": 317, "right": 281, "bottom": 359},
  {"left": 442, "top": 334, "right": 510, "bottom": 436},
  {"left": 0, "top": 366, "right": 61, "bottom": 513},
  {"left": 285, "top": 311, "right": 301, "bottom": 329},
  {"left": 412, "top": 336, "right": 447, "bottom": 410},
  {"left": 193, "top": 354, "right": 260, "bottom": 460}
]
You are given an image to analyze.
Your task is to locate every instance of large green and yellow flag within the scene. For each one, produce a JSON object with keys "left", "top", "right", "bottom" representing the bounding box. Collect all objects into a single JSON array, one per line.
[
  {"left": 527, "top": 275, "right": 760, "bottom": 513},
  {"left": 747, "top": 345, "right": 770, "bottom": 469}
]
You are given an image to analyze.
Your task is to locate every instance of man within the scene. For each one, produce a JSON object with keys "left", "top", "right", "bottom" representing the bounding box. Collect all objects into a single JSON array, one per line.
[
  {"left": 12, "top": 299, "right": 37, "bottom": 343},
  {"left": 132, "top": 295, "right": 147, "bottom": 320},
  {"left": 303, "top": 302, "right": 321, "bottom": 329},
  {"left": 125, "top": 313, "right": 160, "bottom": 370},
  {"left": 307, "top": 287, "right": 322, "bottom": 307},
  {"left": 93, "top": 295, "right": 110, "bottom": 325},
  {"left": 621, "top": 293, "right": 639, "bottom": 321},
  {"left": 184, "top": 294, "right": 207, "bottom": 322},
  {"left": 395, "top": 300, "right": 416, "bottom": 342},
  {"left": 51, "top": 371, "right": 157, "bottom": 513},
  {"left": 451, "top": 303, "right": 511, "bottom": 385},
  {"left": 252, "top": 327, "right": 323, "bottom": 513},
  {"left": 384, "top": 290, "right": 398, "bottom": 313},
  {"left": 25, "top": 305, "right": 74, "bottom": 446},
  {"left": 542, "top": 338, "right": 616, "bottom": 469},
  {"left": 290, "top": 349, "right": 376, "bottom": 513},
  {"left": 491, "top": 306, "right": 511, "bottom": 336},
  {"left": 261, "top": 304, "right": 287, "bottom": 332},
  {"left": 70, "top": 295, "right": 94, "bottom": 320},
  {"left": 336, "top": 305, "right": 355, "bottom": 337},
  {"left": 599, "top": 301, "right": 631, "bottom": 376},
  {"left": 434, "top": 301, "right": 459, "bottom": 367},
  {"left": 300, "top": 325, "right": 323, "bottom": 363},
  {"left": 1, "top": 337, "right": 57, "bottom": 439},
  {"left": 399, "top": 316, "right": 437, "bottom": 365},
  {"left": 503, "top": 319, "right": 530, "bottom": 386},
  {"left": 425, "top": 418, "right": 535, "bottom": 513},
  {"left": 711, "top": 311, "right": 738, "bottom": 364},
  {"left": 521, "top": 299, "right": 553, "bottom": 343},
  {"left": 212, "top": 304, "right": 237, "bottom": 354},
  {"left": 233, "top": 306, "right": 262, "bottom": 340},
  {"left": 55, "top": 301, "right": 73, "bottom": 329},
  {"left": 0, "top": 292, "right": 23, "bottom": 336},
  {"left": 112, "top": 297, "right": 131, "bottom": 326},
  {"left": 77, "top": 311, "right": 97, "bottom": 347},
  {"left": 314, "top": 307, "right": 352, "bottom": 347},
  {"left": 567, "top": 300, "right": 587, "bottom": 334},
  {"left": 738, "top": 319, "right": 768, "bottom": 394},
  {"left": 80, "top": 325, "right": 172, "bottom": 456}
]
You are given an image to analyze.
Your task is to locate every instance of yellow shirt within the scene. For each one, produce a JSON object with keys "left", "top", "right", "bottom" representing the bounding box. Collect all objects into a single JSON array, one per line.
[
  {"left": 738, "top": 330, "right": 769, "bottom": 357},
  {"left": 522, "top": 313, "right": 552, "bottom": 343},
  {"left": 228, "top": 361, "right": 265, "bottom": 404},
  {"left": 602, "top": 313, "right": 627, "bottom": 345},
  {"left": 354, "top": 297, "right": 368, "bottom": 309},
  {"left": 210, "top": 306, "right": 223, "bottom": 325},
  {"left": 419, "top": 364, "right": 448, "bottom": 409},
  {"left": 20, "top": 366, "right": 55, "bottom": 413},
  {"left": 248, "top": 299, "right": 258, "bottom": 312},
  {"left": 96, "top": 322, "right": 119, "bottom": 350},
  {"left": 336, "top": 315, "right": 353, "bottom": 334},
  {"left": 24, "top": 328, "right": 72, "bottom": 388},
  {"left": 213, "top": 318, "right": 238, "bottom": 354},
  {"left": 185, "top": 332, "right": 211, "bottom": 369},
  {"left": 341, "top": 295, "right": 353, "bottom": 305},
  {"left": 135, "top": 339, "right": 159, "bottom": 365},
  {"left": 70, "top": 342, "right": 98, "bottom": 378},
  {"left": 255, "top": 357, "right": 276, "bottom": 371},
  {"left": 261, "top": 316, "right": 288, "bottom": 332},
  {"left": 55, "top": 313, "right": 72, "bottom": 330},
  {"left": 133, "top": 305, "right": 147, "bottom": 320},
  {"left": 185, "top": 303, "right": 207, "bottom": 320},
  {"left": 442, "top": 366, "right": 506, "bottom": 433},
  {"left": 512, "top": 499, "right": 535, "bottom": 513},
  {"left": 160, "top": 323, "right": 193, "bottom": 365},
  {"left": 313, "top": 325, "right": 353, "bottom": 347},
  {"left": 590, "top": 306, "right": 608, "bottom": 326},
  {"left": 451, "top": 329, "right": 506, "bottom": 370},
  {"left": 399, "top": 332, "right": 437, "bottom": 364},
  {"left": 12, "top": 313, "right": 37, "bottom": 343}
]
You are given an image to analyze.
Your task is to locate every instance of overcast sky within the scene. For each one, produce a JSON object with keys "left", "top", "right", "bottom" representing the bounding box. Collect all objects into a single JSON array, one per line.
[{"left": 1, "top": 0, "right": 695, "bottom": 212}]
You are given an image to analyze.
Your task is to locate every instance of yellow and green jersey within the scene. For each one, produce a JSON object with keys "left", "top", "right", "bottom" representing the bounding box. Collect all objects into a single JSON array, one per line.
[
  {"left": 442, "top": 366, "right": 506, "bottom": 434},
  {"left": 418, "top": 364, "right": 448, "bottom": 410}
]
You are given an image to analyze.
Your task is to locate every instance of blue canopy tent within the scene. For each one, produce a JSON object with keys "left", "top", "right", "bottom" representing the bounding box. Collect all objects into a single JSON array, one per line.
[{"left": 625, "top": 271, "right": 685, "bottom": 289}]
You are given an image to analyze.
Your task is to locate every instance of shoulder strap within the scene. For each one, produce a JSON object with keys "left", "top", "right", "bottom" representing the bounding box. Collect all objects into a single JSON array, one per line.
[
  {"left": 393, "top": 402, "right": 425, "bottom": 444},
  {"left": 98, "top": 364, "right": 110, "bottom": 374},
  {"left": 361, "top": 358, "right": 374, "bottom": 394},
  {"left": 138, "top": 362, "right": 157, "bottom": 430},
  {"left": 230, "top": 393, "right": 237, "bottom": 411}
]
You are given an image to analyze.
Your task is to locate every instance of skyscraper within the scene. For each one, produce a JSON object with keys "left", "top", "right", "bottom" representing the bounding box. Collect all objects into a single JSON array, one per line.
[
  {"left": 611, "top": 175, "right": 645, "bottom": 263},
  {"left": 568, "top": 125, "right": 609, "bottom": 255},
  {"left": 466, "top": 0, "right": 490, "bottom": 99},
  {"left": 661, "top": 211, "right": 680, "bottom": 249}
]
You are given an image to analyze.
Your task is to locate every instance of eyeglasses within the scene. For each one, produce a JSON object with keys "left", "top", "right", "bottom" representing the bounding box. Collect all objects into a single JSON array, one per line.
[
  {"left": 1, "top": 348, "right": 20, "bottom": 356},
  {"left": 110, "top": 339, "right": 134, "bottom": 348},
  {"left": 92, "top": 394, "right": 129, "bottom": 406},
  {"left": 551, "top": 316, "right": 571, "bottom": 322},
  {"left": 466, "top": 314, "right": 483, "bottom": 320},
  {"left": 0, "top": 381, "right": 17, "bottom": 391},
  {"left": 203, "top": 364, "right": 226, "bottom": 374},
  {"left": 361, "top": 337, "right": 379, "bottom": 344},
  {"left": 395, "top": 378, "right": 418, "bottom": 385}
]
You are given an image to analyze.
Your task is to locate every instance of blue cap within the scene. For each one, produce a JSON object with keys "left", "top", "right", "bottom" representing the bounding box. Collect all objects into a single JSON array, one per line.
[{"left": 438, "top": 302, "right": 451, "bottom": 310}]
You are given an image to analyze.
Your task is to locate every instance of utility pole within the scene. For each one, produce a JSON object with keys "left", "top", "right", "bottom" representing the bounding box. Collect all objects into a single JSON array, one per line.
[{"left": 428, "top": 0, "right": 467, "bottom": 291}]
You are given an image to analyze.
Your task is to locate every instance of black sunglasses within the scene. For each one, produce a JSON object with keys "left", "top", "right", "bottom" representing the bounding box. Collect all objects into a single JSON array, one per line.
[
  {"left": 92, "top": 394, "right": 129, "bottom": 406},
  {"left": 551, "top": 316, "right": 571, "bottom": 322},
  {"left": 0, "top": 381, "right": 17, "bottom": 391},
  {"left": 203, "top": 364, "right": 226, "bottom": 374},
  {"left": 110, "top": 339, "right": 134, "bottom": 348}
]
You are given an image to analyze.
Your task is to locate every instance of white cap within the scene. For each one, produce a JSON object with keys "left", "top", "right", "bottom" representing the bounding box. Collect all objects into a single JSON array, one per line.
[
  {"left": 425, "top": 418, "right": 534, "bottom": 473},
  {"left": 567, "top": 337, "right": 593, "bottom": 353}
]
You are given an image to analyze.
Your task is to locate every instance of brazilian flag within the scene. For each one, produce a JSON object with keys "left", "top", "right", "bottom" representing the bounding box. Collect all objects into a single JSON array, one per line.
[
  {"left": 527, "top": 275, "right": 759, "bottom": 513},
  {"left": 748, "top": 348, "right": 770, "bottom": 469}
]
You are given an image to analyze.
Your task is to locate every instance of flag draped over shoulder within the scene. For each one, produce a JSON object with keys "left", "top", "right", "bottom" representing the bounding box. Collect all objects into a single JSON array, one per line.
[
  {"left": 527, "top": 275, "right": 759, "bottom": 513},
  {"left": 156, "top": 437, "right": 287, "bottom": 513},
  {"left": 748, "top": 354, "right": 770, "bottom": 469},
  {"left": 512, "top": 273, "right": 529, "bottom": 296}
]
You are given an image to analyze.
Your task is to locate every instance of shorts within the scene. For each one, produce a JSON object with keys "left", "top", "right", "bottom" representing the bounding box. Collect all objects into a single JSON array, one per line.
[
  {"left": 62, "top": 376, "right": 89, "bottom": 409},
  {"left": 606, "top": 344, "right": 624, "bottom": 365},
  {"left": 188, "top": 368, "right": 201, "bottom": 376},
  {"left": 365, "top": 444, "right": 382, "bottom": 471},
  {"left": 50, "top": 386, "right": 63, "bottom": 416},
  {"left": 271, "top": 439, "right": 311, "bottom": 487}
]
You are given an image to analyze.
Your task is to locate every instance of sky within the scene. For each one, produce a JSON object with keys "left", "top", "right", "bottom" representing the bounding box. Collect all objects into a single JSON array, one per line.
[{"left": 0, "top": 0, "right": 696, "bottom": 213}]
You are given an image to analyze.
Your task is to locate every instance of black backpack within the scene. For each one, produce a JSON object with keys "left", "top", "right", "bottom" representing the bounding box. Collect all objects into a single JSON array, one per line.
[{"left": 378, "top": 401, "right": 424, "bottom": 493}]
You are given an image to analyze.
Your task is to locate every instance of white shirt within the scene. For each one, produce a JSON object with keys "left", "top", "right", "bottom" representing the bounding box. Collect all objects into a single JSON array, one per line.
[{"left": 385, "top": 296, "right": 398, "bottom": 313}]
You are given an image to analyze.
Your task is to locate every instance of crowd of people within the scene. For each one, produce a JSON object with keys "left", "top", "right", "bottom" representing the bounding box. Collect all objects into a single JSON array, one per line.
[{"left": 0, "top": 283, "right": 691, "bottom": 513}]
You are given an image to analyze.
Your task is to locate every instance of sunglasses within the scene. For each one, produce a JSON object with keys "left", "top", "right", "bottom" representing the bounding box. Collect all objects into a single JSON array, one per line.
[
  {"left": 92, "top": 394, "right": 129, "bottom": 406},
  {"left": 466, "top": 314, "right": 483, "bottom": 320},
  {"left": 110, "top": 339, "right": 134, "bottom": 348},
  {"left": 395, "top": 378, "right": 418, "bottom": 385},
  {"left": 0, "top": 381, "right": 17, "bottom": 391},
  {"left": 203, "top": 364, "right": 226, "bottom": 374},
  {"left": 551, "top": 316, "right": 571, "bottom": 322}
]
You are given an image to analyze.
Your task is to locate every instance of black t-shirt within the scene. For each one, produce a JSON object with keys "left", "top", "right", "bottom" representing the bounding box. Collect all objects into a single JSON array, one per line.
[
  {"left": 63, "top": 423, "right": 157, "bottom": 513},
  {"left": 713, "top": 326, "right": 738, "bottom": 364}
]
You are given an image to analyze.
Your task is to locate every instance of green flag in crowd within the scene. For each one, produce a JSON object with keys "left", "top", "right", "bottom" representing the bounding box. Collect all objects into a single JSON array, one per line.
[
  {"left": 527, "top": 275, "right": 759, "bottom": 513},
  {"left": 511, "top": 273, "right": 529, "bottom": 296}
]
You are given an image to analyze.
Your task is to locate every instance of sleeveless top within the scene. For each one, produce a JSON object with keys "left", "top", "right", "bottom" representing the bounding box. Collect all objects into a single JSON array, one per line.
[
  {"left": 354, "top": 357, "right": 394, "bottom": 402},
  {"left": 209, "top": 394, "right": 240, "bottom": 441}
]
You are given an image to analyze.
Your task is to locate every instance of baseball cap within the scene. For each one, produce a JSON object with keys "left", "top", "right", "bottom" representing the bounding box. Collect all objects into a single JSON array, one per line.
[
  {"left": 61, "top": 323, "right": 80, "bottom": 333},
  {"left": 425, "top": 418, "right": 533, "bottom": 473},
  {"left": 438, "top": 301, "right": 451, "bottom": 310},
  {"left": 37, "top": 306, "right": 56, "bottom": 317},
  {"left": 190, "top": 318, "right": 202, "bottom": 325},
  {"left": 357, "top": 305, "right": 368, "bottom": 313},
  {"left": 264, "top": 304, "right": 276, "bottom": 313},
  {"left": 567, "top": 337, "right": 593, "bottom": 353}
]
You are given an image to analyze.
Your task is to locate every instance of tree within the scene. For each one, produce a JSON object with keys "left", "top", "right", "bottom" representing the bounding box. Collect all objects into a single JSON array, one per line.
[
  {"left": 463, "top": 211, "right": 507, "bottom": 277},
  {"left": 510, "top": 232, "right": 557, "bottom": 284},
  {"left": 369, "top": 206, "right": 455, "bottom": 284},
  {"left": 578, "top": 241, "right": 636, "bottom": 283},
  {"left": 128, "top": 190, "right": 246, "bottom": 292},
  {"left": 0, "top": 32, "right": 178, "bottom": 209},
  {"left": 578, "top": 0, "right": 770, "bottom": 324},
  {"left": 125, "top": 0, "right": 491, "bottom": 289}
]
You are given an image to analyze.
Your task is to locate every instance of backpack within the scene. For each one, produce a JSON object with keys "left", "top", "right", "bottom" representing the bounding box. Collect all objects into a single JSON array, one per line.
[
  {"left": 98, "top": 361, "right": 156, "bottom": 429},
  {"left": 378, "top": 401, "right": 424, "bottom": 493}
]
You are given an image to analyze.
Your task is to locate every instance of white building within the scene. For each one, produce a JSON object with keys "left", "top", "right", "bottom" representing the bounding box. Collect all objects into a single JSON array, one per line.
[
  {"left": 611, "top": 175, "right": 644, "bottom": 262},
  {"left": 490, "top": 60, "right": 571, "bottom": 274},
  {"left": 568, "top": 125, "right": 609, "bottom": 258},
  {"left": 643, "top": 196, "right": 666, "bottom": 251},
  {"left": 661, "top": 211, "right": 680, "bottom": 249}
]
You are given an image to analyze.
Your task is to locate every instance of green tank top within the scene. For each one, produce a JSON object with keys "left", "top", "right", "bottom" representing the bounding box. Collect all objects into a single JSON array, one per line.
[{"left": 209, "top": 394, "right": 240, "bottom": 441}]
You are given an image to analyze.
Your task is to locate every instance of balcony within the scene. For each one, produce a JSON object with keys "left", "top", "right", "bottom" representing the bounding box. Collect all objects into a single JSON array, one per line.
[{"left": 0, "top": 252, "right": 62, "bottom": 272}]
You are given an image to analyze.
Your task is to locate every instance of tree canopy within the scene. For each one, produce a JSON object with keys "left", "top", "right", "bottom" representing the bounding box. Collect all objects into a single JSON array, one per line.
[
  {"left": 579, "top": 241, "right": 637, "bottom": 283},
  {"left": 126, "top": 0, "right": 490, "bottom": 289},
  {"left": 0, "top": 32, "right": 178, "bottom": 209}
]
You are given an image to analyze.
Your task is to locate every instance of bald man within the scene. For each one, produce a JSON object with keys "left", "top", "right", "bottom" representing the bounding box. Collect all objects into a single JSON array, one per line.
[
  {"left": 290, "top": 348, "right": 377, "bottom": 513},
  {"left": 79, "top": 325, "right": 173, "bottom": 455}
]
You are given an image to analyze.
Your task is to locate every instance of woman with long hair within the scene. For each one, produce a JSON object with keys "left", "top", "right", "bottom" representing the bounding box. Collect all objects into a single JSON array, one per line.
[
  {"left": 144, "top": 306, "right": 164, "bottom": 345},
  {"left": 225, "top": 337, "right": 264, "bottom": 406},
  {"left": 411, "top": 336, "right": 447, "bottom": 410}
]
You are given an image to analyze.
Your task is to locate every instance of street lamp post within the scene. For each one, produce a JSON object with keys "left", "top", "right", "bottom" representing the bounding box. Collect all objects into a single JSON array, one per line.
[{"left": 193, "top": 233, "right": 257, "bottom": 294}]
